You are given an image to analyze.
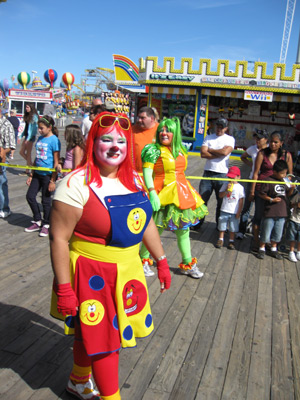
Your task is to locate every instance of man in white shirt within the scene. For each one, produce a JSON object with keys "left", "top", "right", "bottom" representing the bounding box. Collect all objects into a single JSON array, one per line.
[{"left": 196, "top": 118, "right": 235, "bottom": 228}]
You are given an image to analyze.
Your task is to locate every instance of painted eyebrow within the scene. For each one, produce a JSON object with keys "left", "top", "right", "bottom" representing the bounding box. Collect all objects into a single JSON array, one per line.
[
  {"left": 100, "top": 135, "right": 114, "bottom": 140},
  {"left": 100, "top": 135, "right": 127, "bottom": 141}
]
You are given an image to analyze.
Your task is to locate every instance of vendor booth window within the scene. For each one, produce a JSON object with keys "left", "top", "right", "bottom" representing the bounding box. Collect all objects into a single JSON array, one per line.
[
  {"left": 36, "top": 102, "right": 46, "bottom": 115},
  {"left": 152, "top": 93, "right": 196, "bottom": 136},
  {"left": 10, "top": 100, "right": 23, "bottom": 115}
]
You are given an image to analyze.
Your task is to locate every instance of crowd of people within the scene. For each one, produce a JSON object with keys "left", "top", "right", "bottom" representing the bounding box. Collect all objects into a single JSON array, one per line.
[{"left": 1, "top": 101, "right": 300, "bottom": 399}]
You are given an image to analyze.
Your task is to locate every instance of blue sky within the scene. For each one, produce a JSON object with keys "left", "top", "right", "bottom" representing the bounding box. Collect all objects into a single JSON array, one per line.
[{"left": 0, "top": 0, "right": 300, "bottom": 88}]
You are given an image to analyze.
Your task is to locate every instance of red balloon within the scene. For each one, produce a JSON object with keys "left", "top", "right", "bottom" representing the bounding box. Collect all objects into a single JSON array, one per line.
[{"left": 62, "top": 72, "right": 75, "bottom": 90}]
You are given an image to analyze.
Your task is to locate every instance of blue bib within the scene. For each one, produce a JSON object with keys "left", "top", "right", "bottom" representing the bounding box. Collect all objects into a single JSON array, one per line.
[{"left": 104, "top": 191, "right": 152, "bottom": 247}]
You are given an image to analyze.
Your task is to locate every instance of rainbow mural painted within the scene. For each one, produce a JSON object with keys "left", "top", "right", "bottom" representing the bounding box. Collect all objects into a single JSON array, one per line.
[{"left": 112, "top": 54, "right": 146, "bottom": 92}]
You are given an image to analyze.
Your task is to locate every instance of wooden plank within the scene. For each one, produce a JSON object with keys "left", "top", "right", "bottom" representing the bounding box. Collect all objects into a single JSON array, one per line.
[
  {"left": 167, "top": 249, "right": 238, "bottom": 399},
  {"left": 221, "top": 254, "right": 260, "bottom": 400},
  {"left": 142, "top": 246, "right": 225, "bottom": 399},
  {"left": 0, "top": 255, "right": 51, "bottom": 299},
  {"left": 271, "top": 259, "right": 294, "bottom": 399},
  {"left": 195, "top": 250, "right": 249, "bottom": 399},
  {"left": 246, "top": 257, "right": 273, "bottom": 400},
  {"left": 285, "top": 260, "right": 300, "bottom": 399}
]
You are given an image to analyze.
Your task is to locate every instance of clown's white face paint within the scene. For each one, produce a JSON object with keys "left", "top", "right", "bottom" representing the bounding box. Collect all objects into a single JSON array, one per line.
[
  {"left": 94, "top": 128, "right": 127, "bottom": 177},
  {"left": 159, "top": 126, "right": 173, "bottom": 147}
]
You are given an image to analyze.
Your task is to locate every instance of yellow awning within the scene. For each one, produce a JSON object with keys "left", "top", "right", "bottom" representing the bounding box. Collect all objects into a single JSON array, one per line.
[
  {"left": 151, "top": 86, "right": 196, "bottom": 95},
  {"left": 201, "top": 88, "right": 243, "bottom": 98}
]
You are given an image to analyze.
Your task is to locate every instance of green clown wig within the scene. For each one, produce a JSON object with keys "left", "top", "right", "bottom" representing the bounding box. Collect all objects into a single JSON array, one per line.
[{"left": 156, "top": 117, "right": 187, "bottom": 159}]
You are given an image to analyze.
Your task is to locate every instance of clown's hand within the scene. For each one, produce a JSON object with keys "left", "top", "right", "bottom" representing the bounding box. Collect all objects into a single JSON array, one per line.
[
  {"left": 56, "top": 283, "right": 78, "bottom": 316},
  {"left": 157, "top": 258, "right": 171, "bottom": 293},
  {"left": 149, "top": 190, "right": 161, "bottom": 211}
]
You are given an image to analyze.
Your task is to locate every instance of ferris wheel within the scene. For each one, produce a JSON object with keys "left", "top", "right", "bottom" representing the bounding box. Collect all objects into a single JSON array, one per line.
[
  {"left": 79, "top": 67, "right": 116, "bottom": 94},
  {"left": 279, "top": 0, "right": 297, "bottom": 63}
]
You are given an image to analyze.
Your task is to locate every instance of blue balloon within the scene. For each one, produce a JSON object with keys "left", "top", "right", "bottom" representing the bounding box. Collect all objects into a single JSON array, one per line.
[
  {"left": 0, "top": 78, "right": 13, "bottom": 95},
  {"left": 44, "top": 69, "right": 58, "bottom": 87}
]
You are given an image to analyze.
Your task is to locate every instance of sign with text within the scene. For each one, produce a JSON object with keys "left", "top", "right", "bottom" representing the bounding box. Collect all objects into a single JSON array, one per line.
[
  {"left": 244, "top": 91, "right": 273, "bottom": 102},
  {"left": 9, "top": 89, "right": 52, "bottom": 100}
]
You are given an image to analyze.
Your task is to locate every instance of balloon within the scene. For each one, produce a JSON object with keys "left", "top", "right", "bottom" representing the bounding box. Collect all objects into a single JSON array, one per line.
[
  {"left": 0, "top": 78, "right": 13, "bottom": 95},
  {"left": 60, "top": 81, "right": 67, "bottom": 88},
  {"left": 44, "top": 69, "right": 58, "bottom": 88},
  {"left": 62, "top": 72, "right": 74, "bottom": 91},
  {"left": 17, "top": 71, "right": 31, "bottom": 89}
]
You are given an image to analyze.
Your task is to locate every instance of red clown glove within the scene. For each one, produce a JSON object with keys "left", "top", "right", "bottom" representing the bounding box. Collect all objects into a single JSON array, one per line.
[
  {"left": 56, "top": 282, "right": 78, "bottom": 316},
  {"left": 157, "top": 258, "right": 171, "bottom": 292}
]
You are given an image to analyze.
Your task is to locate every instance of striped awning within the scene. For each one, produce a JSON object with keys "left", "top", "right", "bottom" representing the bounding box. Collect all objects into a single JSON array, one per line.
[
  {"left": 151, "top": 86, "right": 196, "bottom": 95},
  {"left": 202, "top": 88, "right": 300, "bottom": 103},
  {"left": 201, "top": 88, "right": 243, "bottom": 98},
  {"left": 273, "top": 94, "right": 300, "bottom": 103}
]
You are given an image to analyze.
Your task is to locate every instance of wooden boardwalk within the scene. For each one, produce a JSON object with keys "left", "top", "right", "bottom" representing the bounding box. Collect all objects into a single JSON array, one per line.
[{"left": 1, "top": 139, "right": 300, "bottom": 400}]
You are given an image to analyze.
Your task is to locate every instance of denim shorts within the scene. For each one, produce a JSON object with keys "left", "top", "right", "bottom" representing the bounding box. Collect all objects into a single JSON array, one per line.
[
  {"left": 286, "top": 220, "right": 300, "bottom": 242},
  {"left": 218, "top": 211, "right": 239, "bottom": 232},
  {"left": 260, "top": 217, "right": 286, "bottom": 243}
]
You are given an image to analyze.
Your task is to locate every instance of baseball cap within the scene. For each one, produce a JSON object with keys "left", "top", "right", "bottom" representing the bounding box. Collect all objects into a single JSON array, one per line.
[
  {"left": 216, "top": 117, "right": 228, "bottom": 128},
  {"left": 227, "top": 166, "right": 241, "bottom": 178},
  {"left": 253, "top": 129, "right": 268, "bottom": 139}
]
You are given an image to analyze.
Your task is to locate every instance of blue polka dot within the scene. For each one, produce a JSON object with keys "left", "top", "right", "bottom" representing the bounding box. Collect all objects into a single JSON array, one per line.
[
  {"left": 145, "top": 314, "right": 152, "bottom": 328},
  {"left": 113, "top": 315, "right": 119, "bottom": 330},
  {"left": 65, "top": 316, "right": 75, "bottom": 328},
  {"left": 123, "top": 325, "right": 133, "bottom": 341},
  {"left": 89, "top": 275, "right": 105, "bottom": 291}
]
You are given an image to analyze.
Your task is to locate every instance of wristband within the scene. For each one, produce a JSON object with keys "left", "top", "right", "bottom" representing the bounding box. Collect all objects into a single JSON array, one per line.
[
  {"left": 148, "top": 187, "right": 155, "bottom": 192},
  {"left": 269, "top": 198, "right": 273, "bottom": 203},
  {"left": 157, "top": 254, "right": 166, "bottom": 261}
]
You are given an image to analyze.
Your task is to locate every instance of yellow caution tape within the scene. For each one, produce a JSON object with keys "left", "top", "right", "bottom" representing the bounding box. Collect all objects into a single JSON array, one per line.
[
  {"left": 2, "top": 163, "right": 299, "bottom": 186},
  {"left": 137, "top": 170, "right": 300, "bottom": 185},
  {"left": 184, "top": 175, "right": 300, "bottom": 185},
  {"left": 0, "top": 163, "right": 71, "bottom": 173}
]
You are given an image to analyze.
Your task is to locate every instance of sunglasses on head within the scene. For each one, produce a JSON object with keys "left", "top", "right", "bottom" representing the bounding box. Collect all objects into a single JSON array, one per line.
[{"left": 98, "top": 114, "right": 130, "bottom": 131}]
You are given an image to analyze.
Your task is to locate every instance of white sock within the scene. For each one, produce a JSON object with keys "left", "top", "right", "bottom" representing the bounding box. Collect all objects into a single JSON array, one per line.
[
  {"left": 259, "top": 247, "right": 265, "bottom": 252},
  {"left": 271, "top": 246, "right": 277, "bottom": 252}
]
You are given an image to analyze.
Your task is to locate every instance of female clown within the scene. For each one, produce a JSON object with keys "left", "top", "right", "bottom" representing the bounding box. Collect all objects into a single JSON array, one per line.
[
  {"left": 50, "top": 112, "right": 171, "bottom": 400},
  {"left": 140, "top": 116, "right": 208, "bottom": 279}
]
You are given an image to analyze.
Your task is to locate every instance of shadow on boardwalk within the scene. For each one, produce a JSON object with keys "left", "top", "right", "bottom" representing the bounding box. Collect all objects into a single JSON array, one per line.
[{"left": 0, "top": 144, "right": 299, "bottom": 399}]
